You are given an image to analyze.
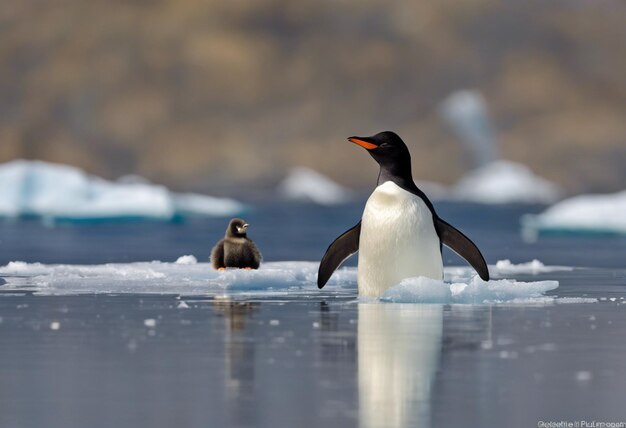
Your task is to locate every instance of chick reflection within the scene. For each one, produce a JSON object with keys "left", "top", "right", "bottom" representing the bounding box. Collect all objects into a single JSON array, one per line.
[
  {"left": 358, "top": 304, "right": 443, "bottom": 428},
  {"left": 213, "top": 300, "right": 258, "bottom": 332},
  {"left": 212, "top": 300, "right": 259, "bottom": 427}
]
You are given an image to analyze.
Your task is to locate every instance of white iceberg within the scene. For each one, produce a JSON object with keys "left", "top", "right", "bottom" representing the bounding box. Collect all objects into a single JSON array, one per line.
[
  {"left": 0, "top": 259, "right": 575, "bottom": 304},
  {"left": 452, "top": 160, "right": 561, "bottom": 204},
  {"left": 439, "top": 90, "right": 561, "bottom": 204},
  {"left": 522, "top": 190, "right": 626, "bottom": 237},
  {"left": 277, "top": 167, "right": 354, "bottom": 205},
  {"left": 0, "top": 160, "right": 244, "bottom": 221}
]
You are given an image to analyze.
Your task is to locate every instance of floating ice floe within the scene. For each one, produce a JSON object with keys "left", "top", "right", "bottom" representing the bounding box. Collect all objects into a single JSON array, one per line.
[
  {"left": 452, "top": 160, "right": 561, "bottom": 204},
  {"left": 522, "top": 190, "right": 626, "bottom": 237},
  {"left": 277, "top": 167, "right": 354, "bottom": 205},
  {"left": 0, "top": 259, "right": 580, "bottom": 304},
  {"left": 493, "top": 259, "right": 573, "bottom": 274},
  {"left": 0, "top": 160, "right": 244, "bottom": 221},
  {"left": 0, "top": 260, "right": 349, "bottom": 296}
]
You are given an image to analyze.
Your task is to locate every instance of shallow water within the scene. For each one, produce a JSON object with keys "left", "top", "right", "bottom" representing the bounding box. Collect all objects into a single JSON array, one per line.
[{"left": 1, "top": 202, "right": 626, "bottom": 428}]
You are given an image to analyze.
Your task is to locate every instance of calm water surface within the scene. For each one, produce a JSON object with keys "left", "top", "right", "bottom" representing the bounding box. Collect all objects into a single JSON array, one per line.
[{"left": 1, "top": 201, "right": 626, "bottom": 428}]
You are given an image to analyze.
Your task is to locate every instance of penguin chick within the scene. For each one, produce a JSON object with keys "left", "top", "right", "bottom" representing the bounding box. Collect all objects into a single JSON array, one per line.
[{"left": 211, "top": 218, "right": 262, "bottom": 270}]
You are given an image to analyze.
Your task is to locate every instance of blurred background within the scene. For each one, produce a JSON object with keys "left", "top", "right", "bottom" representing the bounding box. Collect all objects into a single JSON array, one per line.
[{"left": 1, "top": 0, "right": 625, "bottom": 196}]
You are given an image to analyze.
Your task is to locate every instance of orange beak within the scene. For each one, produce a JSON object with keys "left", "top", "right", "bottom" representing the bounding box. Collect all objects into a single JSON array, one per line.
[{"left": 348, "top": 137, "right": 378, "bottom": 150}]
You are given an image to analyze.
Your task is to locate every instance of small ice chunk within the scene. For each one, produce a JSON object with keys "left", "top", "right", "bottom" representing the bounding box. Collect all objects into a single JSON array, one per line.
[
  {"left": 144, "top": 319, "right": 157, "bottom": 328},
  {"left": 175, "top": 255, "right": 197, "bottom": 265},
  {"left": 177, "top": 301, "right": 190, "bottom": 309},
  {"left": 50, "top": 321, "right": 60, "bottom": 330},
  {"left": 494, "top": 259, "right": 572, "bottom": 274},
  {"left": 269, "top": 319, "right": 280, "bottom": 326},
  {"left": 575, "top": 371, "right": 592, "bottom": 382},
  {"left": 382, "top": 275, "right": 559, "bottom": 304},
  {"left": 312, "top": 322, "right": 320, "bottom": 329},
  {"left": 556, "top": 297, "right": 599, "bottom": 304},
  {"left": 381, "top": 277, "right": 452, "bottom": 303}
]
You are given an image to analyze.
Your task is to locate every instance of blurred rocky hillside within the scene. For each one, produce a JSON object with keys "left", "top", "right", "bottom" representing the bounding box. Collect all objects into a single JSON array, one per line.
[{"left": 0, "top": 0, "right": 625, "bottom": 195}]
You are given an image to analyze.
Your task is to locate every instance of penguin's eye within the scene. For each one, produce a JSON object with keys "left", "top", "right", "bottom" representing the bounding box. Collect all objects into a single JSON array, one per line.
[{"left": 379, "top": 143, "right": 389, "bottom": 148}]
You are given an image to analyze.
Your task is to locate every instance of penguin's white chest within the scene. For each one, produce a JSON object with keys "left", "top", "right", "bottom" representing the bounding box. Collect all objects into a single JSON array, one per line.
[{"left": 358, "top": 181, "right": 443, "bottom": 297}]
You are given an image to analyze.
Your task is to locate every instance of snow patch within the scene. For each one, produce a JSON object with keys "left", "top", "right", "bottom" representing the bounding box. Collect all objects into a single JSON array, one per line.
[
  {"left": 0, "top": 160, "right": 244, "bottom": 221},
  {"left": 277, "top": 167, "right": 354, "bottom": 205}
]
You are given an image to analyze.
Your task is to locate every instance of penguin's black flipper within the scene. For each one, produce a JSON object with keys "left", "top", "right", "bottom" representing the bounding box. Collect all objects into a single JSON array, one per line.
[
  {"left": 318, "top": 222, "right": 361, "bottom": 289},
  {"left": 436, "top": 218, "right": 490, "bottom": 281}
]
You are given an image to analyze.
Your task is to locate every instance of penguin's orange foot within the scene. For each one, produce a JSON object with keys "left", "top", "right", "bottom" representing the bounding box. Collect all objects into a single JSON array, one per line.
[
  {"left": 244, "top": 267, "right": 253, "bottom": 270},
  {"left": 217, "top": 267, "right": 226, "bottom": 271}
]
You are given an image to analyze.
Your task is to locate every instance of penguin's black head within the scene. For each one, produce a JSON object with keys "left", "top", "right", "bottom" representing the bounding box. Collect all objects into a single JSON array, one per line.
[
  {"left": 348, "top": 131, "right": 411, "bottom": 172},
  {"left": 227, "top": 218, "right": 249, "bottom": 237}
]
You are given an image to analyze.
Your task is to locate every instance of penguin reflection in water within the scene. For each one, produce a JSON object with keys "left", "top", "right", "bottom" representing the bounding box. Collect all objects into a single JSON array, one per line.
[
  {"left": 318, "top": 131, "right": 490, "bottom": 297},
  {"left": 211, "top": 218, "right": 262, "bottom": 270}
]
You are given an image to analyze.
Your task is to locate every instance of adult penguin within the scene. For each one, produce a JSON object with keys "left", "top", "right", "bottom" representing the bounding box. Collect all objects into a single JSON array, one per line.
[{"left": 318, "top": 131, "right": 489, "bottom": 296}]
